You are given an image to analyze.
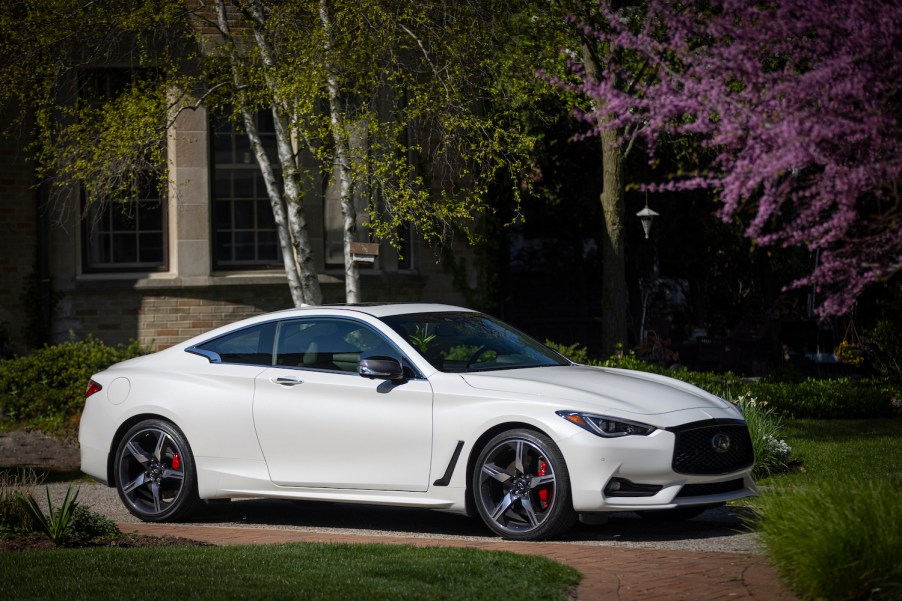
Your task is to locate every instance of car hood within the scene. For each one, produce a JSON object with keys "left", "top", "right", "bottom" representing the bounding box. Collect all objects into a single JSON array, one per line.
[{"left": 461, "top": 365, "right": 737, "bottom": 417}]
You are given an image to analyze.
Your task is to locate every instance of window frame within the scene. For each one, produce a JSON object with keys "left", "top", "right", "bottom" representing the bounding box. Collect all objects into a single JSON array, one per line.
[
  {"left": 77, "top": 67, "right": 168, "bottom": 274},
  {"left": 210, "top": 110, "right": 284, "bottom": 271},
  {"left": 186, "top": 316, "right": 422, "bottom": 378}
]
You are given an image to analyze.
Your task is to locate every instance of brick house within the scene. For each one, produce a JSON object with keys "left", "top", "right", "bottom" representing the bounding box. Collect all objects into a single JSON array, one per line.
[{"left": 0, "top": 100, "right": 472, "bottom": 354}]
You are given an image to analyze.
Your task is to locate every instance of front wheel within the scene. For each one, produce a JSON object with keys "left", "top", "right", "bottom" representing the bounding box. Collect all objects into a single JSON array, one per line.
[
  {"left": 114, "top": 419, "right": 200, "bottom": 522},
  {"left": 472, "top": 429, "right": 576, "bottom": 540}
]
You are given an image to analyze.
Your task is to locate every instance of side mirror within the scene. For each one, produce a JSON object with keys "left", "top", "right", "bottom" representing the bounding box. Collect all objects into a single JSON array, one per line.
[{"left": 358, "top": 356, "right": 405, "bottom": 381}]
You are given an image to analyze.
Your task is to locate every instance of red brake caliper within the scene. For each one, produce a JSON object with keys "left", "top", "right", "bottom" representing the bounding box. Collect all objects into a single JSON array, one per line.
[
  {"left": 537, "top": 459, "right": 551, "bottom": 509},
  {"left": 171, "top": 453, "right": 181, "bottom": 470}
]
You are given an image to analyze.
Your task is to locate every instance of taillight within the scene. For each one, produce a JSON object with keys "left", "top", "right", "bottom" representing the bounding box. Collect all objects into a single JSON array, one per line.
[{"left": 84, "top": 380, "right": 103, "bottom": 399}]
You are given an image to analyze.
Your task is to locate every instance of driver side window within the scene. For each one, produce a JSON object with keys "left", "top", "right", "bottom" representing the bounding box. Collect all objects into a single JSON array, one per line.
[{"left": 274, "top": 318, "right": 398, "bottom": 373}]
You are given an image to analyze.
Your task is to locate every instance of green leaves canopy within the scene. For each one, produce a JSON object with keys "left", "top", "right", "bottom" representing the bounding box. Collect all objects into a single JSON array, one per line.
[{"left": 0, "top": 0, "right": 571, "bottom": 250}]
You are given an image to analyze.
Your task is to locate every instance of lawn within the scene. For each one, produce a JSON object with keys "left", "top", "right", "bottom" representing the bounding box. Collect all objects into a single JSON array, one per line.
[
  {"left": 0, "top": 542, "right": 579, "bottom": 601},
  {"left": 759, "top": 416, "right": 902, "bottom": 486}
]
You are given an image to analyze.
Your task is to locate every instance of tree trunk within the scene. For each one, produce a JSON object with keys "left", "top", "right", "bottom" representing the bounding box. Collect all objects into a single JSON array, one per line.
[
  {"left": 582, "top": 39, "right": 629, "bottom": 355},
  {"left": 319, "top": 0, "right": 360, "bottom": 303},
  {"left": 239, "top": 107, "right": 308, "bottom": 307},
  {"left": 599, "top": 126, "right": 629, "bottom": 354},
  {"left": 215, "top": 0, "right": 323, "bottom": 306}
]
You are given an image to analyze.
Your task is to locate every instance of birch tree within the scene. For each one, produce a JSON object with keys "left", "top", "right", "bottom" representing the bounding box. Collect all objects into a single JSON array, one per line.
[{"left": 1, "top": 0, "right": 547, "bottom": 306}]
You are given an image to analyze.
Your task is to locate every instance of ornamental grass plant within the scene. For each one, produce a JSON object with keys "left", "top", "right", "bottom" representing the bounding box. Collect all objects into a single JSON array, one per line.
[
  {"left": 753, "top": 481, "right": 902, "bottom": 601},
  {"left": 730, "top": 392, "right": 792, "bottom": 479},
  {"left": 0, "top": 468, "right": 40, "bottom": 535},
  {"left": 18, "top": 484, "right": 80, "bottom": 544}
]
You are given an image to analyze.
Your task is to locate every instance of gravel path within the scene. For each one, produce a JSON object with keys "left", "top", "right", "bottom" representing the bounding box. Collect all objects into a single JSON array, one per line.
[
  {"left": 2, "top": 429, "right": 762, "bottom": 554},
  {"left": 45, "top": 480, "right": 763, "bottom": 554}
]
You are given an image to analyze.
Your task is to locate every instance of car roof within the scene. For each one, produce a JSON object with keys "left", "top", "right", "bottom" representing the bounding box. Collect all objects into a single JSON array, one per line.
[
  {"left": 272, "top": 303, "right": 474, "bottom": 319},
  {"left": 163, "top": 303, "right": 476, "bottom": 352}
]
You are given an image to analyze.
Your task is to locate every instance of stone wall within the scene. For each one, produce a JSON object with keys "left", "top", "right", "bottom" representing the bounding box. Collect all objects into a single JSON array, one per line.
[{"left": 58, "top": 269, "right": 444, "bottom": 351}]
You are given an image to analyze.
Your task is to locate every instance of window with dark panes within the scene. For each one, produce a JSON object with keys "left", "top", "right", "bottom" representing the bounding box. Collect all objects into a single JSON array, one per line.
[
  {"left": 80, "top": 68, "right": 166, "bottom": 272},
  {"left": 212, "top": 111, "right": 282, "bottom": 269}
]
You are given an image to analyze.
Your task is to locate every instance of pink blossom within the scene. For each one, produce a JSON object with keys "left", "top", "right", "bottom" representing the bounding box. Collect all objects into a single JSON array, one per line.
[{"left": 576, "top": 0, "right": 902, "bottom": 316}]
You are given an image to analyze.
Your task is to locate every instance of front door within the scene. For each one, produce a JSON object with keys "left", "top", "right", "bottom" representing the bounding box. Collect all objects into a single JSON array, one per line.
[{"left": 251, "top": 317, "right": 433, "bottom": 491}]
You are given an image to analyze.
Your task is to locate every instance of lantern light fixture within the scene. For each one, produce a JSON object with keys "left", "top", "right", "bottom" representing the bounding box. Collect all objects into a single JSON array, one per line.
[{"left": 636, "top": 194, "right": 659, "bottom": 240}]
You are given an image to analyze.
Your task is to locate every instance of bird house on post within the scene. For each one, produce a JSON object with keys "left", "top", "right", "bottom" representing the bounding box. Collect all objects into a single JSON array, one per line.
[{"left": 349, "top": 242, "right": 380, "bottom": 264}]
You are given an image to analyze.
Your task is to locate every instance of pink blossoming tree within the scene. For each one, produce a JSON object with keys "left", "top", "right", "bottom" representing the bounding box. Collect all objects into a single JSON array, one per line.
[{"left": 576, "top": 0, "right": 902, "bottom": 316}]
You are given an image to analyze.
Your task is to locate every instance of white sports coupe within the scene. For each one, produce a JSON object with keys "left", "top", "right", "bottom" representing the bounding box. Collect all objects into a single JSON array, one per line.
[{"left": 79, "top": 303, "right": 757, "bottom": 540}]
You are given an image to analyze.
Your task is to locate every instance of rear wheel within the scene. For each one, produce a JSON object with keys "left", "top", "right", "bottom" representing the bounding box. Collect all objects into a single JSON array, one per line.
[
  {"left": 472, "top": 429, "right": 576, "bottom": 540},
  {"left": 114, "top": 419, "right": 200, "bottom": 522}
]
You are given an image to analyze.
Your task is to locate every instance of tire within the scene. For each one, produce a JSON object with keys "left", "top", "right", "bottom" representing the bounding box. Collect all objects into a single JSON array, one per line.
[
  {"left": 114, "top": 419, "right": 201, "bottom": 522},
  {"left": 472, "top": 429, "right": 577, "bottom": 541}
]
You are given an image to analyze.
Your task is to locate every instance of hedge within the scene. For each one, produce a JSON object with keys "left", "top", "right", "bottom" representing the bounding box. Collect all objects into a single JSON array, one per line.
[{"left": 0, "top": 337, "right": 146, "bottom": 431}]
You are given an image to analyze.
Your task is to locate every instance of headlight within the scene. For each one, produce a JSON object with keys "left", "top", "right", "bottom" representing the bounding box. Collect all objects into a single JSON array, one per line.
[{"left": 556, "top": 411, "right": 656, "bottom": 438}]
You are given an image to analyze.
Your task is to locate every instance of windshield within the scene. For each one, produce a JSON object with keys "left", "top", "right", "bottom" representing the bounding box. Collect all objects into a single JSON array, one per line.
[{"left": 380, "top": 312, "right": 570, "bottom": 373}]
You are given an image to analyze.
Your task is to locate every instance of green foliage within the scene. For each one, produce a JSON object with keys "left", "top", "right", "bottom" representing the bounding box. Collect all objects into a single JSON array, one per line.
[
  {"left": 0, "top": 336, "right": 146, "bottom": 431},
  {"left": 410, "top": 325, "right": 437, "bottom": 354},
  {"left": 18, "top": 484, "right": 80, "bottom": 545},
  {"left": 45, "top": 78, "right": 169, "bottom": 206},
  {"left": 863, "top": 283, "right": 902, "bottom": 379},
  {"left": 751, "top": 419, "right": 901, "bottom": 600},
  {"left": 0, "top": 469, "right": 41, "bottom": 535},
  {"left": 67, "top": 505, "right": 121, "bottom": 542},
  {"left": 730, "top": 393, "right": 792, "bottom": 479},
  {"left": 544, "top": 340, "right": 591, "bottom": 365},
  {"left": 747, "top": 379, "right": 897, "bottom": 419},
  {"left": 7, "top": 482, "right": 120, "bottom": 545},
  {"left": 753, "top": 482, "right": 902, "bottom": 601},
  {"left": 550, "top": 340, "right": 898, "bottom": 420},
  {"left": 865, "top": 318, "right": 902, "bottom": 378},
  {"left": 0, "top": 542, "right": 580, "bottom": 601}
]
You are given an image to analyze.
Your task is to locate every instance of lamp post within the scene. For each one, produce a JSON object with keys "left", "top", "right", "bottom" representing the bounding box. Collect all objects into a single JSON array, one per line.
[{"left": 637, "top": 194, "right": 660, "bottom": 345}]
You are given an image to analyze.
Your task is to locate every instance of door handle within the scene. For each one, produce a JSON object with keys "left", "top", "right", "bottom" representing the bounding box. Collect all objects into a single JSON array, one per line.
[{"left": 272, "top": 376, "right": 303, "bottom": 386}]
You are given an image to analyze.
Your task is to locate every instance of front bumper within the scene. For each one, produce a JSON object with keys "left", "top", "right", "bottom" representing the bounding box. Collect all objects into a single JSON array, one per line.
[{"left": 562, "top": 417, "right": 757, "bottom": 512}]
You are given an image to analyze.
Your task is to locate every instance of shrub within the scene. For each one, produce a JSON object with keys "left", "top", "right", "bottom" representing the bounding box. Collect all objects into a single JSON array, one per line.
[
  {"left": 67, "top": 504, "right": 121, "bottom": 542},
  {"left": 548, "top": 341, "right": 898, "bottom": 420},
  {"left": 544, "top": 340, "right": 592, "bottom": 365},
  {"left": 754, "top": 482, "right": 902, "bottom": 601},
  {"left": 0, "top": 336, "right": 146, "bottom": 431},
  {"left": 748, "top": 379, "right": 897, "bottom": 419}
]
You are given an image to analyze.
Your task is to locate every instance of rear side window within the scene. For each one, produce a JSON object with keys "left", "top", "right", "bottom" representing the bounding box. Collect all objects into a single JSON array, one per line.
[{"left": 195, "top": 322, "right": 276, "bottom": 365}]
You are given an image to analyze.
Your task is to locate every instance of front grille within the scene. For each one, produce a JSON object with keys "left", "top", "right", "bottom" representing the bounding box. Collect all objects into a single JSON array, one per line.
[
  {"left": 670, "top": 420, "right": 754, "bottom": 475},
  {"left": 676, "top": 478, "right": 744, "bottom": 498}
]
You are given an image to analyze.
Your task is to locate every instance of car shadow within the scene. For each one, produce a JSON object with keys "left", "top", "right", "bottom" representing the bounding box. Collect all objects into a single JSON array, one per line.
[{"left": 186, "top": 497, "right": 755, "bottom": 544}]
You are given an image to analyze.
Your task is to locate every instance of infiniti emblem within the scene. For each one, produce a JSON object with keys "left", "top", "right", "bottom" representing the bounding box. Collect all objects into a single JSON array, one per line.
[{"left": 711, "top": 432, "right": 731, "bottom": 454}]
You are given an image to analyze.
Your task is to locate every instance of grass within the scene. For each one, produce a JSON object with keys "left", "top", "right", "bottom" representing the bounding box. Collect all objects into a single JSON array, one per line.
[
  {"left": 754, "top": 482, "right": 902, "bottom": 601},
  {"left": 758, "top": 417, "right": 902, "bottom": 487},
  {"left": 0, "top": 542, "right": 580, "bottom": 601},
  {"left": 751, "top": 417, "right": 902, "bottom": 600}
]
